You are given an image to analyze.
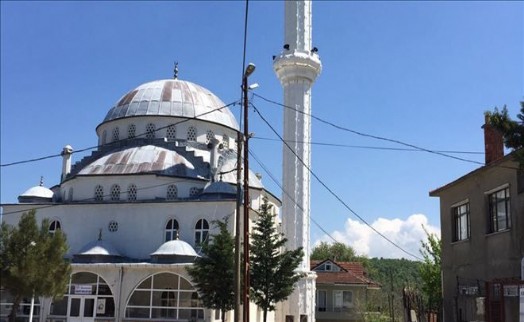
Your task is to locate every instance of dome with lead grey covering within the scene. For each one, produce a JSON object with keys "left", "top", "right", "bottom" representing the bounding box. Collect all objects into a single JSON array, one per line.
[
  {"left": 151, "top": 239, "right": 199, "bottom": 257},
  {"left": 77, "top": 145, "right": 207, "bottom": 178},
  {"left": 76, "top": 239, "right": 122, "bottom": 257},
  {"left": 18, "top": 185, "right": 54, "bottom": 203},
  {"left": 102, "top": 79, "right": 239, "bottom": 130}
]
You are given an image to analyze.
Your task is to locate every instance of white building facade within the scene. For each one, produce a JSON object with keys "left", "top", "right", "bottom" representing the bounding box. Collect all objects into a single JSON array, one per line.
[{"left": 1, "top": 78, "right": 280, "bottom": 322}]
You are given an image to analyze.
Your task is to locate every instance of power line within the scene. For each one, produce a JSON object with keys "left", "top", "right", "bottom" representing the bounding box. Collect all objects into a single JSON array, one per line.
[
  {"left": 1, "top": 101, "right": 240, "bottom": 168},
  {"left": 251, "top": 137, "right": 485, "bottom": 155},
  {"left": 251, "top": 102, "right": 424, "bottom": 261}
]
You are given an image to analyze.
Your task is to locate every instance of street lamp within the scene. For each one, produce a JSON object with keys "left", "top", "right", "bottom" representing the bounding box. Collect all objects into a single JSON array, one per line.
[{"left": 243, "top": 62, "right": 255, "bottom": 322}]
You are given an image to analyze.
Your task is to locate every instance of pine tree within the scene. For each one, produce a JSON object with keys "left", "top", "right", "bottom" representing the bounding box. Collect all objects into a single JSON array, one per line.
[
  {"left": 187, "top": 219, "right": 235, "bottom": 322},
  {"left": 0, "top": 210, "right": 71, "bottom": 322},
  {"left": 250, "top": 199, "right": 304, "bottom": 322}
]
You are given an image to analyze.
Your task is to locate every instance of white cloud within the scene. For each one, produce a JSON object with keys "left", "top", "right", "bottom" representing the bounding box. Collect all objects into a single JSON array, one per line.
[{"left": 315, "top": 214, "right": 440, "bottom": 260}]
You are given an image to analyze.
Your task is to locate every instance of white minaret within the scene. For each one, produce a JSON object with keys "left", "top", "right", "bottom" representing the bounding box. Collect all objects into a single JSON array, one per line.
[{"left": 273, "top": 1, "right": 321, "bottom": 322}]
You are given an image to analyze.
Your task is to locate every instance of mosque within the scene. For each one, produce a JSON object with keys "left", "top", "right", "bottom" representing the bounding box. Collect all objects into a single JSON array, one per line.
[{"left": 1, "top": 2, "right": 321, "bottom": 322}]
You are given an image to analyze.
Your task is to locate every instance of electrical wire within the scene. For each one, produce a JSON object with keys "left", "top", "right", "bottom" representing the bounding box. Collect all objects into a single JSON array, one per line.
[
  {"left": 251, "top": 137, "right": 485, "bottom": 155},
  {"left": 251, "top": 102, "right": 424, "bottom": 261},
  {"left": 1, "top": 101, "right": 239, "bottom": 168}
]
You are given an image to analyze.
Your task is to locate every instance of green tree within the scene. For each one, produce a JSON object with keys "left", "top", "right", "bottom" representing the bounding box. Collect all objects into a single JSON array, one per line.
[
  {"left": 486, "top": 102, "right": 524, "bottom": 166},
  {"left": 311, "top": 241, "right": 356, "bottom": 262},
  {"left": 419, "top": 226, "right": 441, "bottom": 312},
  {"left": 250, "top": 199, "right": 304, "bottom": 322},
  {"left": 0, "top": 210, "right": 71, "bottom": 322},
  {"left": 187, "top": 219, "right": 235, "bottom": 322}
]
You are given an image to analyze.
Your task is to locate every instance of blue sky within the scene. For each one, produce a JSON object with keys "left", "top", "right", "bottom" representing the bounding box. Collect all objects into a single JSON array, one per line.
[{"left": 1, "top": 1, "right": 522, "bottom": 259}]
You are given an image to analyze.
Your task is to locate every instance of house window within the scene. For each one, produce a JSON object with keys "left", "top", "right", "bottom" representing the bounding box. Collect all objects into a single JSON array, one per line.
[
  {"left": 146, "top": 123, "right": 156, "bottom": 139},
  {"left": 452, "top": 202, "right": 470, "bottom": 241},
  {"left": 167, "top": 184, "right": 178, "bottom": 200},
  {"left": 194, "top": 219, "right": 209, "bottom": 246},
  {"left": 128, "top": 124, "right": 136, "bottom": 139},
  {"left": 316, "top": 290, "right": 327, "bottom": 312},
  {"left": 187, "top": 126, "right": 197, "bottom": 142},
  {"left": 488, "top": 186, "right": 511, "bottom": 233},
  {"left": 206, "top": 130, "right": 215, "bottom": 144},
  {"left": 334, "top": 290, "right": 352, "bottom": 311},
  {"left": 111, "top": 184, "right": 121, "bottom": 201},
  {"left": 128, "top": 184, "right": 137, "bottom": 201},
  {"left": 166, "top": 124, "right": 176, "bottom": 141},
  {"left": 94, "top": 185, "right": 104, "bottom": 201},
  {"left": 165, "top": 219, "right": 179, "bottom": 242},
  {"left": 49, "top": 220, "right": 61, "bottom": 235},
  {"left": 112, "top": 127, "right": 120, "bottom": 142},
  {"left": 325, "top": 263, "right": 332, "bottom": 271}
]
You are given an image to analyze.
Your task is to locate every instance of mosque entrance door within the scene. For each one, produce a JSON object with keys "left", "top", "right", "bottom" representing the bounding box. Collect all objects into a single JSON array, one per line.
[{"left": 68, "top": 295, "right": 96, "bottom": 322}]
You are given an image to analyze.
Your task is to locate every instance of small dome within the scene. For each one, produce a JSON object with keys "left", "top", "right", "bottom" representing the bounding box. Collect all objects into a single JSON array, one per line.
[
  {"left": 201, "top": 181, "right": 236, "bottom": 200},
  {"left": 77, "top": 239, "right": 122, "bottom": 257},
  {"left": 101, "top": 79, "right": 239, "bottom": 130},
  {"left": 18, "top": 185, "right": 54, "bottom": 203},
  {"left": 151, "top": 239, "right": 199, "bottom": 257}
]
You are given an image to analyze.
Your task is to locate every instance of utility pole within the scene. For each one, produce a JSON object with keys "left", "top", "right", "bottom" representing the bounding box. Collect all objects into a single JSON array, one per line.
[
  {"left": 234, "top": 129, "right": 242, "bottom": 322},
  {"left": 242, "top": 63, "right": 255, "bottom": 322}
]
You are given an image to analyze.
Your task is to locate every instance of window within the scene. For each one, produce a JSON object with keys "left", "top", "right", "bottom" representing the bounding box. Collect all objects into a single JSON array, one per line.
[
  {"left": 325, "top": 263, "right": 332, "bottom": 271},
  {"left": 488, "top": 186, "right": 511, "bottom": 233},
  {"left": 94, "top": 185, "right": 104, "bottom": 201},
  {"left": 187, "top": 126, "right": 197, "bottom": 142},
  {"left": 49, "top": 220, "right": 61, "bottom": 235},
  {"left": 167, "top": 124, "right": 176, "bottom": 141},
  {"left": 128, "top": 184, "right": 137, "bottom": 201},
  {"left": 206, "top": 130, "right": 215, "bottom": 144},
  {"left": 189, "top": 187, "right": 201, "bottom": 198},
  {"left": 110, "top": 184, "right": 121, "bottom": 201},
  {"left": 222, "top": 134, "right": 229, "bottom": 149},
  {"left": 333, "top": 290, "right": 352, "bottom": 310},
  {"left": 146, "top": 123, "right": 156, "bottom": 139},
  {"left": 68, "top": 187, "right": 73, "bottom": 202},
  {"left": 108, "top": 220, "right": 118, "bottom": 232},
  {"left": 317, "top": 290, "right": 327, "bottom": 312},
  {"left": 112, "top": 127, "right": 120, "bottom": 142},
  {"left": 167, "top": 184, "right": 178, "bottom": 200},
  {"left": 194, "top": 219, "right": 209, "bottom": 246},
  {"left": 452, "top": 202, "right": 470, "bottom": 241},
  {"left": 128, "top": 124, "right": 136, "bottom": 139},
  {"left": 165, "top": 219, "right": 179, "bottom": 241}
]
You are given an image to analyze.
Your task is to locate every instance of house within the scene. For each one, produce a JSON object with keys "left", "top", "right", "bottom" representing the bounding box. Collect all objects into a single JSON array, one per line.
[
  {"left": 429, "top": 117, "right": 524, "bottom": 322},
  {"left": 311, "top": 260, "right": 380, "bottom": 322}
]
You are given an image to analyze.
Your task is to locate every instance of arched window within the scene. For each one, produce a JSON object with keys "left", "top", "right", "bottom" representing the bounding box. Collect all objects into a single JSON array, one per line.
[
  {"left": 125, "top": 273, "right": 203, "bottom": 320},
  {"left": 165, "top": 219, "right": 179, "bottom": 241},
  {"left": 128, "top": 184, "right": 137, "bottom": 201},
  {"left": 49, "top": 220, "right": 61, "bottom": 235},
  {"left": 110, "top": 184, "right": 121, "bottom": 201},
  {"left": 187, "top": 126, "right": 197, "bottom": 142},
  {"left": 194, "top": 219, "right": 209, "bottom": 245},
  {"left": 166, "top": 124, "right": 176, "bottom": 141},
  {"left": 189, "top": 187, "right": 201, "bottom": 198},
  {"left": 128, "top": 124, "right": 136, "bottom": 139},
  {"left": 112, "top": 127, "right": 120, "bottom": 142},
  {"left": 94, "top": 185, "right": 104, "bottom": 201},
  {"left": 222, "top": 134, "right": 229, "bottom": 149},
  {"left": 68, "top": 188, "right": 73, "bottom": 202},
  {"left": 167, "top": 184, "right": 178, "bottom": 200},
  {"left": 146, "top": 123, "right": 156, "bottom": 139},
  {"left": 50, "top": 272, "right": 115, "bottom": 319},
  {"left": 101, "top": 130, "right": 107, "bottom": 146},
  {"left": 206, "top": 130, "right": 215, "bottom": 144}
]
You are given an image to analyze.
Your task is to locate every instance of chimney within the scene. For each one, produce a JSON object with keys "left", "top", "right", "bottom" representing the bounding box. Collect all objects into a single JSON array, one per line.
[{"left": 483, "top": 115, "right": 504, "bottom": 165}]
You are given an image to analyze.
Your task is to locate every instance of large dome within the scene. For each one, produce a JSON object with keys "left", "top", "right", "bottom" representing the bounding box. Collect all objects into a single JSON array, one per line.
[{"left": 102, "top": 79, "right": 239, "bottom": 130}]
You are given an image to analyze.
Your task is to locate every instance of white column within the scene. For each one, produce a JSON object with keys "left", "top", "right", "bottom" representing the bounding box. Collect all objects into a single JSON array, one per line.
[{"left": 273, "top": 1, "right": 321, "bottom": 322}]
